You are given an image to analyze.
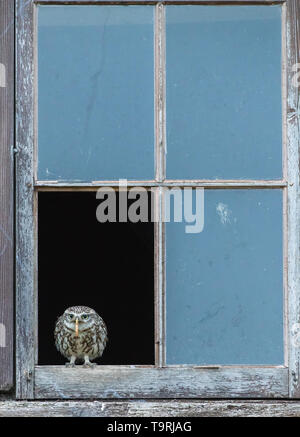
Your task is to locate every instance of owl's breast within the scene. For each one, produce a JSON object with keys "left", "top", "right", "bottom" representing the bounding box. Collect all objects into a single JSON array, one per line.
[
  {"left": 75, "top": 331, "right": 94, "bottom": 357},
  {"left": 55, "top": 322, "right": 107, "bottom": 360}
]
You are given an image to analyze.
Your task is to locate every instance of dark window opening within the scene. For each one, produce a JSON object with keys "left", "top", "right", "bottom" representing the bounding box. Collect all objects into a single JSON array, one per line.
[{"left": 38, "top": 191, "right": 155, "bottom": 365}]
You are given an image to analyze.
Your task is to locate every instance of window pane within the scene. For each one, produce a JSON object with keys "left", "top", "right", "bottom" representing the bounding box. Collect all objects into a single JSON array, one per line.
[
  {"left": 166, "top": 6, "right": 282, "bottom": 180},
  {"left": 38, "top": 192, "right": 154, "bottom": 365},
  {"left": 38, "top": 6, "right": 154, "bottom": 181},
  {"left": 166, "top": 189, "right": 283, "bottom": 364}
]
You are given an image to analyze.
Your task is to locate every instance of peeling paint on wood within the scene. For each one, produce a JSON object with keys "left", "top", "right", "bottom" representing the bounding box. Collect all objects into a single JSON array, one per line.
[
  {"left": 34, "top": 366, "right": 288, "bottom": 399},
  {"left": 2, "top": 400, "right": 300, "bottom": 417},
  {"left": 0, "top": 63, "right": 6, "bottom": 88},
  {"left": 286, "top": 0, "right": 300, "bottom": 398},
  {"left": 16, "top": 0, "right": 36, "bottom": 399},
  {"left": 0, "top": 0, "right": 14, "bottom": 392},
  {"left": 34, "top": 180, "right": 288, "bottom": 190},
  {"left": 34, "top": 1, "right": 284, "bottom": 5}
]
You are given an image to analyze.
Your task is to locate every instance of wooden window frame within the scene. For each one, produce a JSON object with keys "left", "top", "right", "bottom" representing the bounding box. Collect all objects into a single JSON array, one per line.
[{"left": 15, "top": 0, "right": 300, "bottom": 400}]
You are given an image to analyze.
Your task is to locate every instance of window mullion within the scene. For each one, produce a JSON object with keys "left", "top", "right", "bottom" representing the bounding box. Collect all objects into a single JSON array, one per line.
[
  {"left": 155, "top": 2, "right": 166, "bottom": 183},
  {"left": 154, "top": 3, "right": 166, "bottom": 368},
  {"left": 154, "top": 187, "right": 166, "bottom": 367}
]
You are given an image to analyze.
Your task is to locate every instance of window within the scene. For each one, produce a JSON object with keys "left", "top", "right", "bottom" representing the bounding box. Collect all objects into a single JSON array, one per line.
[{"left": 15, "top": 0, "right": 300, "bottom": 400}]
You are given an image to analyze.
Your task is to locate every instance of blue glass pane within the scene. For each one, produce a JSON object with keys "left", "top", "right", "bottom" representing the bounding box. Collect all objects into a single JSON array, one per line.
[
  {"left": 38, "top": 6, "right": 154, "bottom": 181},
  {"left": 166, "top": 189, "right": 283, "bottom": 364},
  {"left": 166, "top": 6, "right": 282, "bottom": 180}
]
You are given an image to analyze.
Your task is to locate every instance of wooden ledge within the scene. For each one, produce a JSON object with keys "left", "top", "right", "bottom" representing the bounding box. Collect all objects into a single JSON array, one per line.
[{"left": 1, "top": 400, "right": 300, "bottom": 417}]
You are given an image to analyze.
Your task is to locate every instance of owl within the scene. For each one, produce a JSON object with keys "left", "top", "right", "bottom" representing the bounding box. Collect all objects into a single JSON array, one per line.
[{"left": 54, "top": 306, "right": 108, "bottom": 368}]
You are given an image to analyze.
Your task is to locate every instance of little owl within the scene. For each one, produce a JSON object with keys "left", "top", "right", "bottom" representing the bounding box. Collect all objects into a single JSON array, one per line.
[{"left": 54, "top": 306, "right": 108, "bottom": 368}]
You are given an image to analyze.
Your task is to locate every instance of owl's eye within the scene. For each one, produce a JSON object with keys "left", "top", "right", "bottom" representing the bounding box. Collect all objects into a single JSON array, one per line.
[
  {"left": 68, "top": 314, "right": 74, "bottom": 320},
  {"left": 81, "top": 314, "right": 89, "bottom": 320}
]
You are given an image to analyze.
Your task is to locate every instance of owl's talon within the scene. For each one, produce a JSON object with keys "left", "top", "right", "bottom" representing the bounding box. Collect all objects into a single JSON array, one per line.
[
  {"left": 83, "top": 362, "right": 97, "bottom": 369},
  {"left": 65, "top": 362, "right": 76, "bottom": 368}
]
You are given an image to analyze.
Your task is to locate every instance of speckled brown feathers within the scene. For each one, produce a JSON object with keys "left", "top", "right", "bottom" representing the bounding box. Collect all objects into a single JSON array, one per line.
[{"left": 54, "top": 306, "right": 108, "bottom": 367}]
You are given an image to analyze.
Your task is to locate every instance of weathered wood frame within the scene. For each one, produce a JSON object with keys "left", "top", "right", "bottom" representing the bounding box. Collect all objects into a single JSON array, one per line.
[
  {"left": 0, "top": 0, "right": 14, "bottom": 392},
  {"left": 4, "top": 400, "right": 300, "bottom": 417},
  {"left": 15, "top": 0, "right": 300, "bottom": 400}
]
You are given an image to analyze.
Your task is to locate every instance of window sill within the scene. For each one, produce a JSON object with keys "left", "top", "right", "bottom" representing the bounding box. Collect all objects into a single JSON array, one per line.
[{"left": 32, "top": 365, "right": 288, "bottom": 399}]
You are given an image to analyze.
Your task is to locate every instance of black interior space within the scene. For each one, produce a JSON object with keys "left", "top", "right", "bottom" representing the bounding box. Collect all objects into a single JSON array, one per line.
[{"left": 38, "top": 191, "right": 154, "bottom": 365}]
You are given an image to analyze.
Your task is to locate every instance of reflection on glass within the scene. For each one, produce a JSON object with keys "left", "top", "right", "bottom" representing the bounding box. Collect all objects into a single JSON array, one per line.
[
  {"left": 166, "top": 189, "right": 283, "bottom": 364},
  {"left": 38, "top": 6, "right": 154, "bottom": 181},
  {"left": 166, "top": 6, "right": 282, "bottom": 180}
]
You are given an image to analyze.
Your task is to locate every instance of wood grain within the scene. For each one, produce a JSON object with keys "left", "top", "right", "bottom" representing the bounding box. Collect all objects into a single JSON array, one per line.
[
  {"left": 16, "top": 0, "right": 36, "bottom": 399},
  {"left": 35, "top": 1, "right": 284, "bottom": 5},
  {"left": 35, "top": 180, "right": 288, "bottom": 190},
  {"left": 35, "top": 366, "right": 288, "bottom": 399},
  {"left": 2, "top": 400, "right": 300, "bottom": 417},
  {"left": 0, "top": 0, "right": 14, "bottom": 392},
  {"left": 286, "top": 0, "right": 300, "bottom": 398}
]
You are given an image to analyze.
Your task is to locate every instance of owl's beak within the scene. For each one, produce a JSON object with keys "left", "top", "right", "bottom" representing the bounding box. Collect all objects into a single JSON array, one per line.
[{"left": 75, "top": 318, "right": 79, "bottom": 337}]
